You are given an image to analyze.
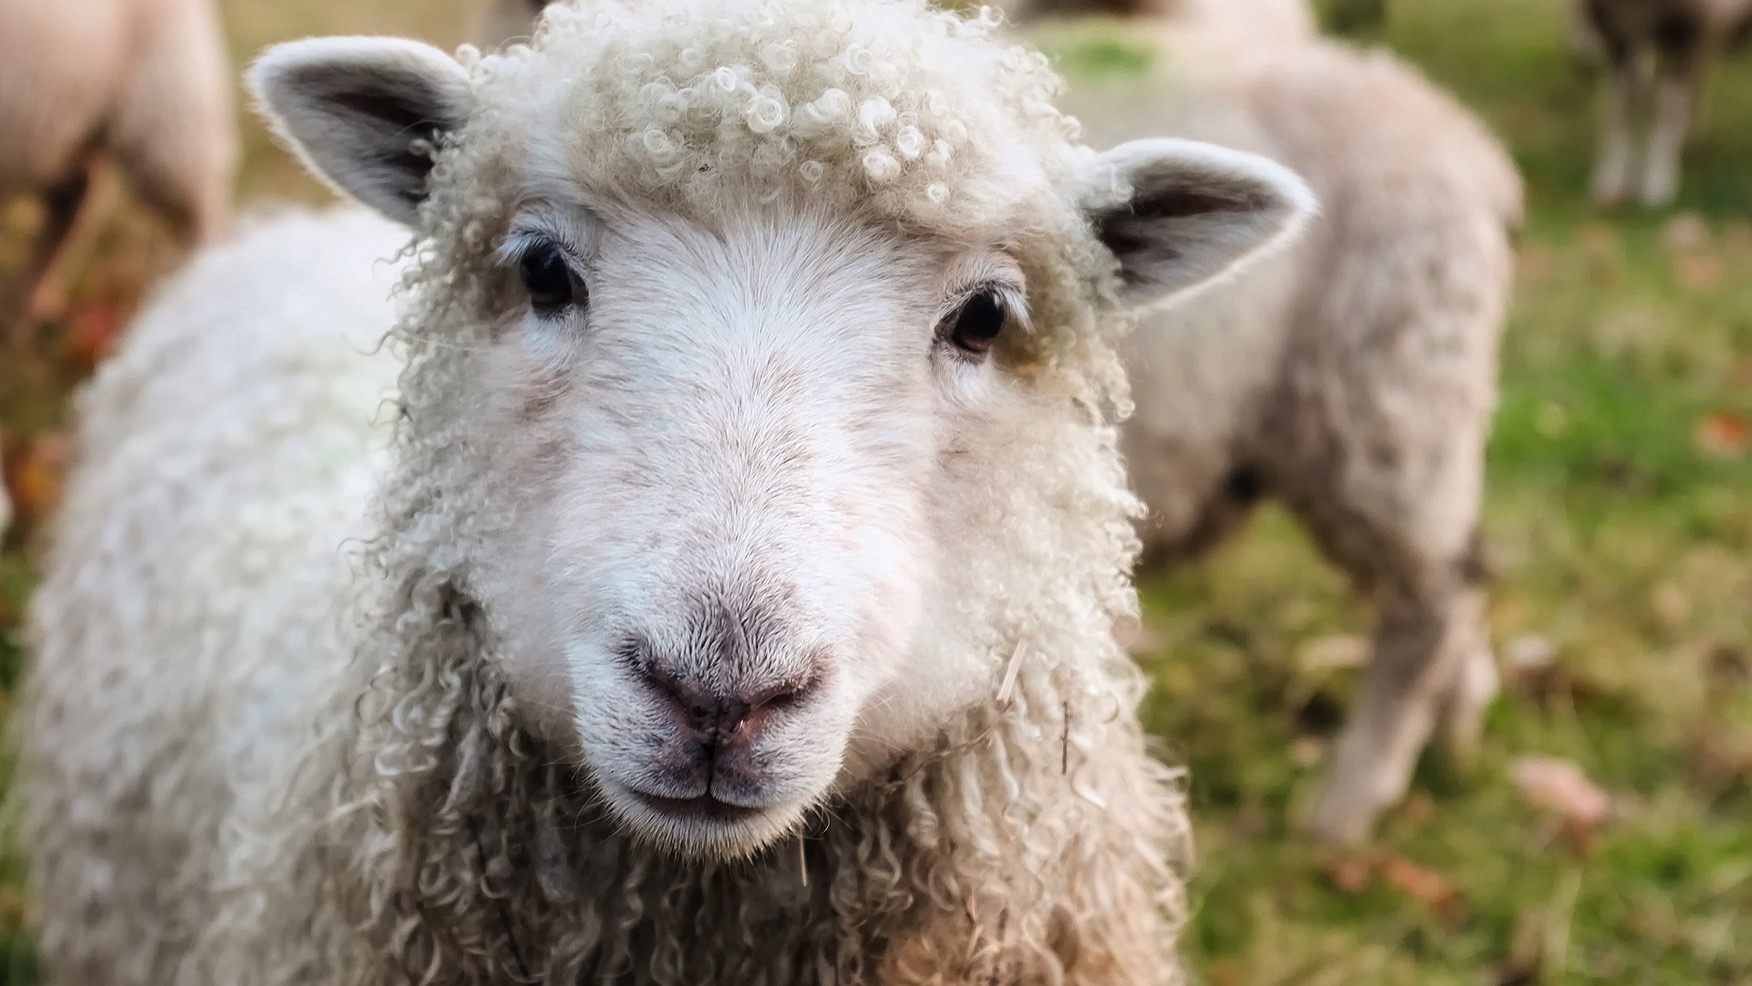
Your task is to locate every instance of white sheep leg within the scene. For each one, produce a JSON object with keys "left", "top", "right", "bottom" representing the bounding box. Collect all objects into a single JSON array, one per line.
[
  {"left": 1590, "top": 59, "right": 1639, "bottom": 206},
  {"left": 1639, "top": 55, "right": 1700, "bottom": 207},
  {"left": 1305, "top": 578, "right": 1481, "bottom": 846}
]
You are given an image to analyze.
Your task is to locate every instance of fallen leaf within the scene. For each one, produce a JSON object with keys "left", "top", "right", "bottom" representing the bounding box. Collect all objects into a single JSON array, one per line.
[
  {"left": 1661, "top": 212, "right": 1711, "bottom": 253},
  {"left": 66, "top": 301, "right": 125, "bottom": 370},
  {"left": 1673, "top": 251, "right": 1724, "bottom": 291},
  {"left": 1380, "top": 852, "right": 1464, "bottom": 921},
  {"left": 1695, "top": 412, "right": 1748, "bottom": 460},
  {"left": 0, "top": 441, "right": 10, "bottom": 537},
  {"left": 1731, "top": 359, "right": 1752, "bottom": 390},
  {"left": 1326, "top": 855, "right": 1372, "bottom": 894},
  {"left": 1513, "top": 755, "right": 1614, "bottom": 845},
  {"left": 7, "top": 431, "right": 71, "bottom": 526}
]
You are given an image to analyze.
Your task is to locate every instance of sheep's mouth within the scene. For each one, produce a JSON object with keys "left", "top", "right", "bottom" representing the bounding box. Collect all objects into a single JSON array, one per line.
[
  {"left": 597, "top": 776, "right": 809, "bottom": 857},
  {"left": 626, "top": 789, "right": 765, "bottom": 824}
]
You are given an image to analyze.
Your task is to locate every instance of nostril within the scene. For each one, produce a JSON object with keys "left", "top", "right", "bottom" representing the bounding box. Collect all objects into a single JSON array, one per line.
[{"left": 639, "top": 660, "right": 818, "bottom": 738}]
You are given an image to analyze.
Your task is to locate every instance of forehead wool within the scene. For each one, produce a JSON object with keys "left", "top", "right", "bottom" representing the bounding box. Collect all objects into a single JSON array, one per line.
[
  {"left": 415, "top": 0, "right": 1136, "bottom": 416},
  {"left": 465, "top": 0, "right": 1086, "bottom": 233}
]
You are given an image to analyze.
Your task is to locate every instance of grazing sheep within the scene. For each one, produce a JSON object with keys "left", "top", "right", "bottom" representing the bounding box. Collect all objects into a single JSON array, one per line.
[
  {"left": 471, "top": 0, "right": 555, "bottom": 50},
  {"left": 1008, "top": 1, "right": 1522, "bottom": 844},
  {"left": 1574, "top": 0, "right": 1752, "bottom": 207},
  {"left": 22, "top": 0, "right": 1316, "bottom": 982},
  {"left": 0, "top": 0, "right": 237, "bottom": 325}
]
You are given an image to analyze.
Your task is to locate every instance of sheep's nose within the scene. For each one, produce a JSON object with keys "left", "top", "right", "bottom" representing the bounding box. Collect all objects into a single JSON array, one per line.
[{"left": 644, "top": 666, "right": 813, "bottom": 742}]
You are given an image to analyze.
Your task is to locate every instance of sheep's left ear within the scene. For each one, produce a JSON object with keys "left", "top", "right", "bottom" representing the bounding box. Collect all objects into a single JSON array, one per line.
[
  {"left": 249, "top": 37, "right": 472, "bottom": 226},
  {"left": 1078, "top": 138, "right": 1317, "bottom": 309}
]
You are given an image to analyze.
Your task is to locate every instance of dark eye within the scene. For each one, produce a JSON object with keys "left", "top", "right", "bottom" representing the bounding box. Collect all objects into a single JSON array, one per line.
[
  {"left": 519, "top": 240, "right": 583, "bottom": 314},
  {"left": 943, "top": 290, "right": 1007, "bottom": 356}
]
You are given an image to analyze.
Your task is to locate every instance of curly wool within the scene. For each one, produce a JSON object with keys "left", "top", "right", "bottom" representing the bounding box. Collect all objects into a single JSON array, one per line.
[{"left": 24, "top": 2, "right": 1188, "bottom": 984}]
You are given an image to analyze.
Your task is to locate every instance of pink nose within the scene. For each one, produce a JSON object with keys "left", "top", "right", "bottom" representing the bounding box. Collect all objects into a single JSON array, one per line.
[{"left": 643, "top": 664, "right": 814, "bottom": 746}]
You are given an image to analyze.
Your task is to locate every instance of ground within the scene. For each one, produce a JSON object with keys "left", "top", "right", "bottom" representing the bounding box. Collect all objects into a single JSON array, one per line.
[{"left": 1, "top": 0, "right": 1749, "bottom": 982}]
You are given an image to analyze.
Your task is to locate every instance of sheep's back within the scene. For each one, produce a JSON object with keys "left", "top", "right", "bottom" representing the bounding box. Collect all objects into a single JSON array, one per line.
[
  {"left": 0, "top": 0, "right": 131, "bottom": 187},
  {"left": 21, "top": 206, "right": 407, "bottom": 984},
  {"left": 1248, "top": 40, "right": 1518, "bottom": 549}
]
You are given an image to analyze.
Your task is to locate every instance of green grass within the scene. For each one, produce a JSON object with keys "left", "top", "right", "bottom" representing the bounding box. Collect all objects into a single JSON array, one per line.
[{"left": 4, "top": 0, "right": 1752, "bottom": 982}]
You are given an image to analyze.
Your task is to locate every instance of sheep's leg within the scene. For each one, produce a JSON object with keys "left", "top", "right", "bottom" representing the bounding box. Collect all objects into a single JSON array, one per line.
[
  {"left": 1640, "top": 47, "right": 1704, "bottom": 207},
  {"left": 22, "top": 162, "right": 98, "bottom": 327},
  {"left": 1305, "top": 575, "right": 1482, "bottom": 845},
  {"left": 1590, "top": 56, "right": 1640, "bottom": 206}
]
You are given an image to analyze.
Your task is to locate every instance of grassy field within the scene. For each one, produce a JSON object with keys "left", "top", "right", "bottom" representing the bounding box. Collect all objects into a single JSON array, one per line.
[{"left": 2, "top": 0, "right": 1750, "bottom": 982}]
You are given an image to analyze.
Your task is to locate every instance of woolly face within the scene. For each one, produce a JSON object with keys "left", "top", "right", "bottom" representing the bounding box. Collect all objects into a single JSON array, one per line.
[{"left": 252, "top": 0, "right": 1313, "bottom": 860}]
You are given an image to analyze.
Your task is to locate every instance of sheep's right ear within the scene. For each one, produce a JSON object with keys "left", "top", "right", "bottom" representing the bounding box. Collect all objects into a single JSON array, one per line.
[
  {"left": 250, "top": 38, "right": 472, "bottom": 226},
  {"left": 1078, "top": 138, "right": 1317, "bottom": 309}
]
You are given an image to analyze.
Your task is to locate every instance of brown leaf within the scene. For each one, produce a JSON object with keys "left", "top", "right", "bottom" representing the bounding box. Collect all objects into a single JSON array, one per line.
[
  {"left": 1673, "top": 252, "right": 1724, "bottom": 291},
  {"left": 1380, "top": 852, "right": 1465, "bottom": 921},
  {"left": 1661, "top": 212, "right": 1711, "bottom": 253},
  {"left": 1513, "top": 755, "right": 1613, "bottom": 841},
  {"left": 1326, "top": 855, "right": 1372, "bottom": 894},
  {"left": 6, "top": 431, "right": 71, "bottom": 526},
  {"left": 1695, "top": 412, "right": 1749, "bottom": 460},
  {"left": 66, "top": 301, "right": 125, "bottom": 371}
]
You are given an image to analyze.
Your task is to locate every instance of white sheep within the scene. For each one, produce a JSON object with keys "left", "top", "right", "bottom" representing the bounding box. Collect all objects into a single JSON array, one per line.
[
  {"left": 1574, "top": 0, "right": 1752, "bottom": 207},
  {"left": 0, "top": 0, "right": 237, "bottom": 324},
  {"left": 21, "top": 0, "right": 1316, "bottom": 981},
  {"left": 1005, "top": 0, "right": 1523, "bottom": 844}
]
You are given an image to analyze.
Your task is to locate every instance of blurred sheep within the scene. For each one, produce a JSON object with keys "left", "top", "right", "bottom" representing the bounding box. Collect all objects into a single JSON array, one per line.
[
  {"left": 1575, "top": 0, "right": 1752, "bottom": 207},
  {"left": 1008, "top": 0, "right": 1522, "bottom": 844},
  {"left": 0, "top": 0, "right": 237, "bottom": 325},
  {"left": 469, "top": 0, "right": 552, "bottom": 51}
]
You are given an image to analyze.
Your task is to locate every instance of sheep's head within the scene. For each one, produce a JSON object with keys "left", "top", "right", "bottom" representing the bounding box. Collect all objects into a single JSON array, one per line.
[{"left": 252, "top": 0, "right": 1312, "bottom": 860}]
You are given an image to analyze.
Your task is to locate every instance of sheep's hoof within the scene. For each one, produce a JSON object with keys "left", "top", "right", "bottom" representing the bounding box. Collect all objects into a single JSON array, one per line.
[
  {"left": 1302, "top": 782, "right": 1385, "bottom": 848},
  {"left": 1435, "top": 650, "right": 1499, "bottom": 766},
  {"left": 1637, "top": 181, "right": 1679, "bottom": 210},
  {"left": 1303, "top": 770, "right": 1394, "bottom": 847}
]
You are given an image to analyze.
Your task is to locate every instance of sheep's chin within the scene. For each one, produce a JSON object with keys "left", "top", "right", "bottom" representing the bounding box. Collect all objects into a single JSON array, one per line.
[{"left": 594, "top": 776, "right": 814, "bottom": 861}]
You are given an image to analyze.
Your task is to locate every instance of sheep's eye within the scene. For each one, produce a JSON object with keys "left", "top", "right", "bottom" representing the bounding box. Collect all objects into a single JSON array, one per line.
[
  {"left": 519, "top": 241, "right": 582, "bottom": 314},
  {"left": 944, "top": 290, "right": 1007, "bottom": 356}
]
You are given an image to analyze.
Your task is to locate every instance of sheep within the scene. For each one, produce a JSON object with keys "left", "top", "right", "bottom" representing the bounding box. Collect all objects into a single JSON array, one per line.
[
  {"left": 1003, "top": 0, "right": 1523, "bottom": 844},
  {"left": 470, "top": 0, "right": 555, "bottom": 51},
  {"left": 1574, "top": 0, "right": 1752, "bottom": 207},
  {"left": 0, "top": 0, "right": 237, "bottom": 326},
  {"left": 20, "top": 0, "right": 1318, "bottom": 982}
]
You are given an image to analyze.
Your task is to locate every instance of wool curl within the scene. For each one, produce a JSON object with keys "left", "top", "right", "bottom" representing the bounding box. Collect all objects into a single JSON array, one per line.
[{"left": 25, "top": 1, "right": 1189, "bottom": 984}]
